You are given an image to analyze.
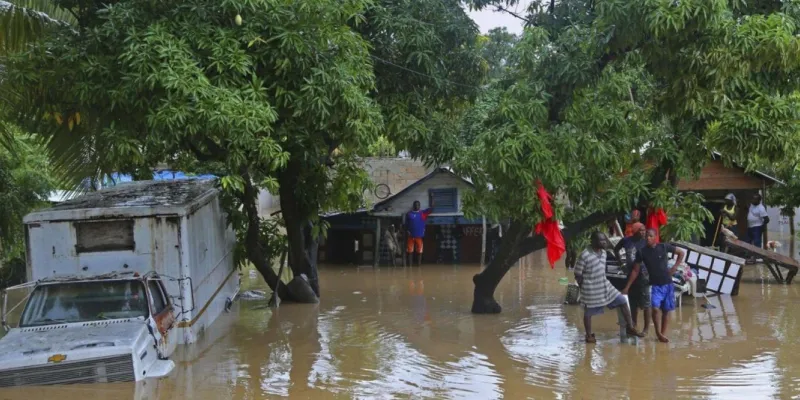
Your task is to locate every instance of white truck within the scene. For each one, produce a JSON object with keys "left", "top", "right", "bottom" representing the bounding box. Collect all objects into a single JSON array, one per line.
[{"left": 0, "top": 179, "right": 240, "bottom": 387}]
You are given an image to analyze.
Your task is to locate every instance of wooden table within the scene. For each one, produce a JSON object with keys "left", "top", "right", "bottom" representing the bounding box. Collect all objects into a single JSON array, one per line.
[{"left": 724, "top": 238, "right": 799, "bottom": 284}]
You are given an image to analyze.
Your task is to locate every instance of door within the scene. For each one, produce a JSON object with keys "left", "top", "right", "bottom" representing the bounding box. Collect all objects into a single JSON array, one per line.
[
  {"left": 360, "top": 231, "right": 374, "bottom": 264},
  {"left": 146, "top": 278, "right": 177, "bottom": 358}
]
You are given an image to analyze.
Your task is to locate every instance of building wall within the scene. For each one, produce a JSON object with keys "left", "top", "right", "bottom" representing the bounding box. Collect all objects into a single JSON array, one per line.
[
  {"left": 677, "top": 160, "right": 765, "bottom": 191},
  {"left": 363, "top": 158, "right": 434, "bottom": 204},
  {"left": 257, "top": 158, "right": 432, "bottom": 217},
  {"left": 376, "top": 172, "right": 471, "bottom": 215},
  {"left": 258, "top": 190, "right": 280, "bottom": 217}
]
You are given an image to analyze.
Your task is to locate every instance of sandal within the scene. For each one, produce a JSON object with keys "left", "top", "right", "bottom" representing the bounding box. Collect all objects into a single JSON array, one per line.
[{"left": 585, "top": 333, "right": 596, "bottom": 343}]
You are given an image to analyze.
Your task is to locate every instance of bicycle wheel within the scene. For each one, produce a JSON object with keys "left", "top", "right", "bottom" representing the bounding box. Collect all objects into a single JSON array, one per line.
[{"left": 374, "top": 183, "right": 391, "bottom": 199}]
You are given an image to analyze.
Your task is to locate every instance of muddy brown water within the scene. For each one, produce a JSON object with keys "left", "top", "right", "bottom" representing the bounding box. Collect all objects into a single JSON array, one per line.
[{"left": 2, "top": 252, "right": 800, "bottom": 399}]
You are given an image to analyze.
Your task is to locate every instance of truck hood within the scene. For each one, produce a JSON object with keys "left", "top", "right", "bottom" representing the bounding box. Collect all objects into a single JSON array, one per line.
[{"left": 0, "top": 320, "right": 148, "bottom": 364}]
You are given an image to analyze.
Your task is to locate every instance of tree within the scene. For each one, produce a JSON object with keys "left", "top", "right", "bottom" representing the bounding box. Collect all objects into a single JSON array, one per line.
[
  {"left": 459, "top": 0, "right": 800, "bottom": 313},
  {"left": 0, "top": 0, "right": 75, "bottom": 56},
  {"left": 0, "top": 130, "right": 53, "bottom": 287},
  {"left": 478, "top": 27, "right": 518, "bottom": 80},
  {"left": 1, "top": 0, "right": 484, "bottom": 301}
]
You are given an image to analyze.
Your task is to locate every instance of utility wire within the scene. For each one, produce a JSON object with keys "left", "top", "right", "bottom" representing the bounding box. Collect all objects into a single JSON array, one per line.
[{"left": 369, "top": 54, "right": 485, "bottom": 90}]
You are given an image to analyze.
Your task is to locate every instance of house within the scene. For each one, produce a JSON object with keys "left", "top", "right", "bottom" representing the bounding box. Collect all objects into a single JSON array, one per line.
[
  {"left": 319, "top": 166, "right": 494, "bottom": 266},
  {"left": 675, "top": 154, "right": 782, "bottom": 246}
]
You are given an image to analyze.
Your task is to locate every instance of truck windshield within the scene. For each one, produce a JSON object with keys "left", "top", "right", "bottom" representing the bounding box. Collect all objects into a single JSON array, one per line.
[{"left": 19, "top": 280, "right": 149, "bottom": 327}]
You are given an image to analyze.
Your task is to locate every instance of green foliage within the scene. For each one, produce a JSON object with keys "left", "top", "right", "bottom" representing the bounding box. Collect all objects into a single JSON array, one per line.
[
  {"left": 653, "top": 187, "right": 714, "bottom": 242},
  {"left": 1, "top": 0, "right": 384, "bottom": 230},
  {"left": 0, "top": 0, "right": 485, "bottom": 291},
  {"left": 457, "top": 0, "right": 800, "bottom": 241},
  {"left": 357, "top": 0, "right": 485, "bottom": 165},
  {"left": 363, "top": 135, "right": 396, "bottom": 158},
  {"left": 478, "top": 27, "right": 518, "bottom": 80},
  {"left": 0, "top": 129, "right": 53, "bottom": 262},
  {"left": 0, "top": 0, "right": 76, "bottom": 56}
]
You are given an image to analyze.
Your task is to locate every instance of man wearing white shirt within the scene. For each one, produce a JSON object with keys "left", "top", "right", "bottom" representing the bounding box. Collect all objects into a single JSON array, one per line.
[{"left": 747, "top": 194, "right": 769, "bottom": 249}]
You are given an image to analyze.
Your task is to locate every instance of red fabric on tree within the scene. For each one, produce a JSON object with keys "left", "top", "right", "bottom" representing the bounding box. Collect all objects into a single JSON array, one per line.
[
  {"left": 646, "top": 207, "right": 668, "bottom": 243},
  {"left": 534, "top": 182, "right": 565, "bottom": 268},
  {"left": 536, "top": 182, "right": 554, "bottom": 220},
  {"left": 535, "top": 219, "right": 565, "bottom": 268}
]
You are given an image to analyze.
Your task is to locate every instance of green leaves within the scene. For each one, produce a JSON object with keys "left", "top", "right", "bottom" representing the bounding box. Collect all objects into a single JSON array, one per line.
[
  {"left": 454, "top": 0, "right": 800, "bottom": 242},
  {"left": 0, "top": 129, "right": 53, "bottom": 262}
]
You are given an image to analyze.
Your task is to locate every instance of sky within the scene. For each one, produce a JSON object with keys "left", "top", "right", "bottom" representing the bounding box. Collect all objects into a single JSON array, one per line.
[{"left": 466, "top": 1, "right": 532, "bottom": 35}]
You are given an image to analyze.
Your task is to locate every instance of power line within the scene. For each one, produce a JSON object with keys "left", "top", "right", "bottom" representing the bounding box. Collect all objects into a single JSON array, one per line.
[{"left": 369, "top": 54, "right": 485, "bottom": 90}]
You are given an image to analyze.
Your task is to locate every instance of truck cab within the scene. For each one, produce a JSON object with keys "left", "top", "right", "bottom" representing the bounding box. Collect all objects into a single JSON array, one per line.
[{"left": 0, "top": 272, "right": 177, "bottom": 386}]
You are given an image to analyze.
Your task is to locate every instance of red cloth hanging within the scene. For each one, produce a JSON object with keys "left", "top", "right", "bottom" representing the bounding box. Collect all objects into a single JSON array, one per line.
[{"left": 534, "top": 181, "right": 565, "bottom": 268}]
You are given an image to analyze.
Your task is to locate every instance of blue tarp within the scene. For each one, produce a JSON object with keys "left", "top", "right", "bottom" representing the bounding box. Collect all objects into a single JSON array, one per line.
[{"left": 103, "top": 170, "right": 216, "bottom": 187}]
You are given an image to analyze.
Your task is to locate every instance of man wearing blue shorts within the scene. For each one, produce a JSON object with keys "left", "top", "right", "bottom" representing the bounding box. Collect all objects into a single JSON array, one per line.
[{"left": 632, "top": 229, "right": 684, "bottom": 343}]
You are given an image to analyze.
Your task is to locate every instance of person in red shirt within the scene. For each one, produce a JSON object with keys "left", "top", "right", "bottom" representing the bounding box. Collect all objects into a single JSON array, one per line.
[{"left": 646, "top": 204, "right": 668, "bottom": 243}]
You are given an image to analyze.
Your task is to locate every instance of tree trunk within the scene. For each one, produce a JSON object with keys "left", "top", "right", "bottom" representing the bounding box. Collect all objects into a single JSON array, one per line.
[
  {"left": 277, "top": 168, "right": 320, "bottom": 303},
  {"left": 471, "top": 211, "right": 614, "bottom": 314},
  {"left": 240, "top": 175, "right": 290, "bottom": 300},
  {"left": 471, "top": 221, "right": 529, "bottom": 314}
]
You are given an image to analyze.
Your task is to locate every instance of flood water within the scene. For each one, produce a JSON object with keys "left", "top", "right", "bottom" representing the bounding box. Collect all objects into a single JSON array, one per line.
[{"left": 2, "top": 251, "right": 800, "bottom": 399}]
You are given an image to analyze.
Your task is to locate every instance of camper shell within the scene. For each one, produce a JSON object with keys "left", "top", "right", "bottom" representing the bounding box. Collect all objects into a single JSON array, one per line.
[{"left": 21, "top": 179, "right": 239, "bottom": 345}]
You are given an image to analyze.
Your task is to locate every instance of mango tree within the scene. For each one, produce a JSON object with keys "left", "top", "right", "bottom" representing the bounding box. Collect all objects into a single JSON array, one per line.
[
  {"left": 0, "top": 0, "right": 484, "bottom": 302},
  {"left": 460, "top": 0, "right": 800, "bottom": 313}
]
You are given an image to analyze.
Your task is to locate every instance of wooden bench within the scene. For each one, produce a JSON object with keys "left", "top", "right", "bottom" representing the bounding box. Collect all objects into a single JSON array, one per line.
[{"left": 723, "top": 238, "right": 799, "bottom": 284}]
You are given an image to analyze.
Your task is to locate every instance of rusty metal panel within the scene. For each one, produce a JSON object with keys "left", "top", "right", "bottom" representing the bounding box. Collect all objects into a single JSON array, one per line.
[{"left": 75, "top": 220, "right": 135, "bottom": 253}]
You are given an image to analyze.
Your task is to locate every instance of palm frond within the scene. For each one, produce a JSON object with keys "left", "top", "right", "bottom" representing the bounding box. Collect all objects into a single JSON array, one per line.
[{"left": 0, "top": 0, "right": 76, "bottom": 56}]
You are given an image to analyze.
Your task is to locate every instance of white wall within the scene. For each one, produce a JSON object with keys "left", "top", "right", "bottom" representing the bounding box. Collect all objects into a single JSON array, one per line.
[
  {"left": 27, "top": 218, "right": 164, "bottom": 280},
  {"left": 258, "top": 190, "right": 280, "bottom": 217},
  {"left": 377, "top": 172, "right": 472, "bottom": 216},
  {"left": 764, "top": 206, "right": 797, "bottom": 258},
  {"left": 183, "top": 197, "right": 238, "bottom": 344}
]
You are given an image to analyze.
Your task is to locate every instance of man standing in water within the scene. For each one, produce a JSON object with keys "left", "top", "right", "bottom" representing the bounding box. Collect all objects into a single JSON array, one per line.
[
  {"left": 747, "top": 194, "right": 769, "bottom": 249},
  {"left": 405, "top": 199, "right": 433, "bottom": 266},
  {"left": 574, "top": 232, "right": 644, "bottom": 343},
  {"left": 721, "top": 193, "right": 738, "bottom": 230},
  {"left": 631, "top": 229, "right": 685, "bottom": 343},
  {"left": 616, "top": 222, "right": 651, "bottom": 335}
]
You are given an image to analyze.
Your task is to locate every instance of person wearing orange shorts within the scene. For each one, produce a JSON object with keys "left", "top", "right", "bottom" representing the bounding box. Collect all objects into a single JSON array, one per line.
[{"left": 405, "top": 200, "right": 433, "bottom": 266}]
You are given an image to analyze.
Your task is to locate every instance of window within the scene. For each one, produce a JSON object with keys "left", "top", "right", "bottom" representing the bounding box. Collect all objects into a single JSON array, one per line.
[
  {"left": 19, "top": 280, "right": 149, "bottom": 327},
  {"left": 148, "top": 280, "right": 167, "bottom": 315},
  {"left": 429, "top": 188, "right": 458, "bottom": 213},
  {"left": 75, "top": 220, "right": 135, "bottom": 253}
]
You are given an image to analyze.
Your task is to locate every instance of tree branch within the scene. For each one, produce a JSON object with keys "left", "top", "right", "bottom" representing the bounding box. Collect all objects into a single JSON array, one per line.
[
  {"left": 514, "top": 210, "right": 615, "bottom": 258},
  {"left": 495, "top": 6, "right": 532, "bottom": 25}
]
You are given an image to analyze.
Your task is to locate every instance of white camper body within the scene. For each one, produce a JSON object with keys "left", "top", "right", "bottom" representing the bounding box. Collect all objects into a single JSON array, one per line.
[
  {"left": 21, "top": 179, "right": 239, "bottom": 345},
  {"left": 0, "top": 180, "right": 239, "bottom": 386}
]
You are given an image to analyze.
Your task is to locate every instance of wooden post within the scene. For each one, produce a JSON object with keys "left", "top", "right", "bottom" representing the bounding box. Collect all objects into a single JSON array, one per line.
[
  {"left": 763, "top": 182, "right": 769, "bottom": 249},
  {"left": 374, "top": 218, "right": 381, "bottom": 268},
  {"left": 613, "top": 220, "right": 624, "bottom": 237},
  {"left": 790, "top": 215, "right": 796, "bottom": 257},
  {"left": 481, "top": 216, "right": 487, "bottom": 266}
]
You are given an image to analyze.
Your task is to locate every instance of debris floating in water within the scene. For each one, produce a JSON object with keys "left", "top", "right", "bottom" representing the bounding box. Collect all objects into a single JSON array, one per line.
[
  {"left": 353, "top": 291, "right": 362, "bottom": 295},
  {"left": 558, "top": 277, "right": 569, "bottom": 285},
  {"left": 239, "top": 290, "right": 267, "bottom": 300}
]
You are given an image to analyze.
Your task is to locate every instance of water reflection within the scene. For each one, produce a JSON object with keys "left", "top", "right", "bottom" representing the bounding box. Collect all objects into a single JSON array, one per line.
[{"left": 1, "top": 252, "right": 800, "bottom": 399}]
